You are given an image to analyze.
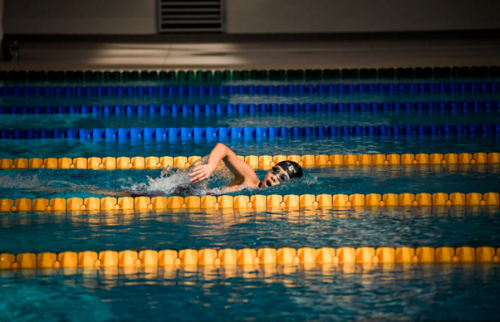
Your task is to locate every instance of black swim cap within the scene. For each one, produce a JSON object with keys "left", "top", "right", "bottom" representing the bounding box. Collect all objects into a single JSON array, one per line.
[{"left": 276, "top": 161, "right": 303, "bottom": 179}]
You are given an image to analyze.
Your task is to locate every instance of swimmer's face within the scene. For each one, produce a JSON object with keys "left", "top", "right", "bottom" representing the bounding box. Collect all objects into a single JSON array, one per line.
[{"left": 260, "top": 166, "right": 290, "bottom": 188}]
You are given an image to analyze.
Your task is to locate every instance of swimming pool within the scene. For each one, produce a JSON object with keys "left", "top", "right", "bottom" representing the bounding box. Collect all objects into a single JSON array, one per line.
[{"left": 1, "top": 66, "right": 500, "bottom": 321}]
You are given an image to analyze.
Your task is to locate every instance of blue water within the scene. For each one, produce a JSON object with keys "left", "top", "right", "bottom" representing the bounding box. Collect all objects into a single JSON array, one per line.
[
  {"left": 0, "top": 166, "right": 499, "bottom": 201},
  {"left": 2, "top": 205, "right": 500, "bottom": 254},
  {"left": 1, "top": 77, "right": 500, "bottom": 320},
  {"left": 3, "top": 76, "right": 494, "bottom": 87},
  {"left": 1, "top": 109, "right": 499, "bottom": 130},
  {"left": 1, "top": 264, "right": 499, "bottom": 321},
  {"left": 1, "top": 208, "right": 500, "bottom": 321},
  {"left": 0, "top": 136, "right": 498, "bottom": 159},
  {"left": 1, "top": 91, "right": 499, "bottom": 108}
]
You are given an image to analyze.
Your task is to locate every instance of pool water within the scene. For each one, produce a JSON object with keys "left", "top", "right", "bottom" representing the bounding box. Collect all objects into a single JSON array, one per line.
[
  {"left": 1, "top": 71, "right": 500, "bottom": 321},
  {"left": 3, "top": 205, "right": 500, "bottom": 254},
  {"left": 1, "top": 209, "right": 500, "bottom": 321},
  {"left": 0, "top": 165, "right": 499, "bottom": 200},
  {"left": 4, "top": 75, "right": 494, "bottom": 87},
  {"left": 0, "top": 136, "right": 499, "bottom": 160},
  {"left": 1, "top": 263, "right": 499, "bottom": 321},
  {"left": 1, "top": 108, "right": 499, "bottom": 130},
  {"left": 1, "top": 90, "right": 499, "bottom": 108}
]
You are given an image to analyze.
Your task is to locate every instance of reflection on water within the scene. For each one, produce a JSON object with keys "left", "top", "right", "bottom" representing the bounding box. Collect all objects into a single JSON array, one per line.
[
  {"left": 1, "top": 90, "right": 499, "bottom": 110},
  {"left": 1, "top": 81, "right": 499, "bottom": 321},
  {"left": 0, "top": 164, "right": 498, "bottom": 200},
  {"left": 1, "top": 109, "right": 499, "bottom": 130},
  {"left": 1, "top": 135, "right": 499, "bottom": 159},
  {"left": 1, "top": 207, "right": 500, "bottom": 254},
  {"left": 0, "top": 263, "right": 499, "bottom": 321}
]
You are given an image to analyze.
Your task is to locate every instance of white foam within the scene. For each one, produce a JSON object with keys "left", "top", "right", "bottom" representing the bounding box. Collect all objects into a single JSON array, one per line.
[
  {"left": 123, "top": 156, "right": 238, "bottom": 196},
  {"left": 122, "top": 156, "right": 317, "bottom": 196}
]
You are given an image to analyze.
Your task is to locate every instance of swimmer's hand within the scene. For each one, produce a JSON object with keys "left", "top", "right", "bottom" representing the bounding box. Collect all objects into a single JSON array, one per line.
[{"left": 189, "top": 164, "right": 216, "bottom": 184}]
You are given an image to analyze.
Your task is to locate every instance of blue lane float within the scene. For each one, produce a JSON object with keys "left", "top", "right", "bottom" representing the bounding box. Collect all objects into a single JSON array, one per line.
[
  {"left": 0, "top": 81, "right": 498, "bottom": 98},
  {"left": 0, "top": 100, "right": 498, "bottom": 115},
  {"left": 1, "top": 124, "right": 499, "bottom": 140}
]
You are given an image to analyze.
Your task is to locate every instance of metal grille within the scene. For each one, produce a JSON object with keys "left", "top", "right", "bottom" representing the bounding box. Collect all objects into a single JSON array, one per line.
[{"left": 157, "top": 0, "right": 224, "bottom": 33}]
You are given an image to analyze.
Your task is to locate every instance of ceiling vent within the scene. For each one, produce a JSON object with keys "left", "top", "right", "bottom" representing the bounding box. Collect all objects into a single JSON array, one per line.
[{"left": 157, "top": 0, "right": 224, "bottom": 33}]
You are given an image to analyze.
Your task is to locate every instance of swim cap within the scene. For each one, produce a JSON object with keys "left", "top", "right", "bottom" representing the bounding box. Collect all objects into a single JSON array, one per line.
[{"left": 276, "top": 161, "right": 303, "bottom": 179}]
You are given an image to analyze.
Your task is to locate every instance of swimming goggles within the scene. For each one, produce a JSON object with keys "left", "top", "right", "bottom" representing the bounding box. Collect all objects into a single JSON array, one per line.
[{"left": 271, "top": 166, "right": 288, "bottom": 183}]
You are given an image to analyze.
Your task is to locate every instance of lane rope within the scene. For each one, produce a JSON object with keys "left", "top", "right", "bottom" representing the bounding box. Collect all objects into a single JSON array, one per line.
[
  {"left": 1, "top": 192, "right": 499, "bottom": 212},
  {"left": 0, "top": 81, "right": 498, "bottom": 98},
  {"left": 1, "top": 100, "right": 498, "bottom": 115},
  {"left": 1, "top": 152, "right": 499, "bottom": 170},
  {"left": 1, "top": 66, "right": 498, "bottom": 83},
  {"left": 2, "top": 123, "right": 500, "bottom": 140},
  {"left": 1, "top": 246, "right": 499, "bottom": 270}
]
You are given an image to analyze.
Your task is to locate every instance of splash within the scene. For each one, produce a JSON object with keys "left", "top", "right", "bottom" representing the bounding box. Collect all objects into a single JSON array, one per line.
[
  {"left": 299, "top": 174, "right": 320, "bottom": 186},
  {"left": 123, "top": 155, "right": 319, "bottom": 196},
  {"left": 125, "top": 156, "right": 238, "bottom": 196}
]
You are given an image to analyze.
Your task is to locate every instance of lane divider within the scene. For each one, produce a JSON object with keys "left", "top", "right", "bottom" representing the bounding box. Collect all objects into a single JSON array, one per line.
[
  {"left": 2, "top": 123, "right": 499, "bottom": 140},
  {"left": 1, "top": 66, "right": 498, "bottom": 83},
  {"left": 0, "top": 81, "right": 498, "bottom": 98},
  {"left": 1, "top": 152, "right": 499, "bottom": 170},
  {"left": 1, "top": 246, "right": 499, "bottom": 270},
  {"left": 1, "top": 100, "right": 498, "bottom": 115},
  {"left": 1, "top": 192, "right": 499, "bottom": 212}
]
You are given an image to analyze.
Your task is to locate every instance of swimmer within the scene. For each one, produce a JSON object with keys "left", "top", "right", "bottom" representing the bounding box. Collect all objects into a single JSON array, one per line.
[
  {"left": 105, "top": 143, "right": 303, "bottom": 198},
  {"left": 27, "top": 144, "right": 304, "bottom": 198},
  {"left": 189, "top": 143, "right": 303, "bottom": 189}
]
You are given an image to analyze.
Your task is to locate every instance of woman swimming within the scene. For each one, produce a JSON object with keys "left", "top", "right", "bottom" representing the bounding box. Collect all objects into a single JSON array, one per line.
[
  {"left": 130, "top": 143, "right": 304, "bottom": 197},
  {"left": 7, "top": 144, "right": 304, "bottom": 198},
  {"left": 189, "top": 143, "right": 303, "bottom": 190}
]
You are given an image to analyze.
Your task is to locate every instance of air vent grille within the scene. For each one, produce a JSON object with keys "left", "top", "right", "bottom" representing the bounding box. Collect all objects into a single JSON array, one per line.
[{"left": 158, "top": 0, "right": 224, "bottom": 33}]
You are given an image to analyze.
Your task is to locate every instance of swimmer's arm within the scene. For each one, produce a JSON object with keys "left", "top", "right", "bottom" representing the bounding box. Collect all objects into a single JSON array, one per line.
[{"left": 190, "top": 143, "right": 259, "bottom": 186}]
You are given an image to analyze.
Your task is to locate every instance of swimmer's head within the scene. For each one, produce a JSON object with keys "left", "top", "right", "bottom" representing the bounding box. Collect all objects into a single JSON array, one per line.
[{"left": 260, "top": 161, "right": 303, "bottom": 188}]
